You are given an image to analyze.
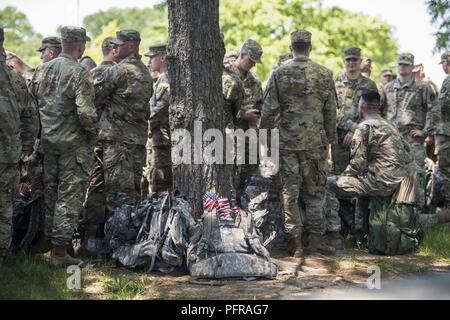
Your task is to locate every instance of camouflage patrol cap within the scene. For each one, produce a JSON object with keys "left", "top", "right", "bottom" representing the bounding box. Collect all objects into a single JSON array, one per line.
[
  {"left": 413, "top": 64, "right": 424, "bottom": 73},
  {"left": 61, "top": 26, "right": 91, "bottom": 43},
  {"left": 101, "top": 37, "right": 116, "bottom": 51},
  {"left": 380, "top": 69, "right": 393, "bottom": 76},
  {"left": 361, "top": 57, "right": 372, "bottom": 66},
  {"left": 110, "top": 29, "right": 141, "bottom": 45},
  {"left": 398, "top": 52, "right": 414, "bottom": 65},
  {"left": 144, "top": 43, "right": 167, "bottom": 57},
  {"left": 0, "top": 27, "right": 4, "bottom": 42},
  {"left": 290, "top": 29, "right": 312, "bottom": 44},
  {"left": 37, "top": 36, "right": 61, "bottom": 52},
  {"left": 439, "top": 51, "right": 450, "bottom": 64},
  {"left": 241, "top": 39, "right": 263, "bottom": 63},
  {"left": 344, "top": 47, "right": 361, "bottom": 59}
]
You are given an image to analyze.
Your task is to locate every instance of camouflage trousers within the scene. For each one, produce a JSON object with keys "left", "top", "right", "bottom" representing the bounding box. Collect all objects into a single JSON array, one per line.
[
  {"left": 43, "top": 147, "right": 93, "bottom": 246},
  {"left": 331, "top": 142, "right": 351, "bottom": 174},
  {"left": 403, "top": 134, "right": 426, "bottom": 208},
  {"left": 78, "top": 142, "right": 105, "bottom": 236},
  {"left": 0, "top": 164, "right": 19, "bottom": 258},
  {"left": 144, "top": 144, "right": 172, "bottom": 194},
  {"left": 325, "top": 189, "right": 341, "bottom": 233},
  {"left": 436, "top": 135, "right": 450, "bottom": 205},
  {"left": 331, "top": 142, "right": 354, "bottom": 234},
  {"left": 103, "top": 141, "right": 146, "bottom": 212},
  {"left": 233, "top": 137, "right": 258, "bottom": 205},
  {"left": 280, "top": 148, "right": 327, "bottom": 237},
  {"left": 327, "top": 174, "right": 400, "bottom": 234}
]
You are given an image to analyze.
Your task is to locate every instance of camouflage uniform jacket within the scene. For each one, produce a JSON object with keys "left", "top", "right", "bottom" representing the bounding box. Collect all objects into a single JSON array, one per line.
[
  {"left": 91, "top": 61, "right": 115, "bottom": 83},
  {"left": 345, "top": 114, "right": 414, "bottom": 187},
  {"left": 436, "top": 75, "right": 450, "bottom": 137},
  {"left": 222, "top": 62, "right": 244, "bottom": 128},
  {"left": 260, "top": 56, "right": 338, "bottom": 151},
  {"left": 224, "top": 54, "right": 263, "bottom": 130},
  {"left": 0, "top": 56, "right": 38, "bottom": 163},
  {"left": 94, "top": 53, "right": 153, "bottom": 146},
  {"left": 381, "top": 76, "right": 439, "bottom": 137},
  {"left": 148, "top": 72, "right": 170, "bottom": 147},
  {"left": 30, "top": 53, "right": 97, "bottom": 155},
  {"left": 335, "top": 73, "right": 378, "bottom": 142}
]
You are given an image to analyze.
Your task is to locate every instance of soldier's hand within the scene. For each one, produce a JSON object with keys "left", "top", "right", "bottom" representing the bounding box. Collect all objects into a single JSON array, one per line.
[
  {"left": 343, "top": 132, "right": 354, "bottom": 148},
  {"left": 425, "top": 135, "right": 434, "bottom": 146},
  {"left": 243, "top": 109, "right": 261, "bottom": 121},
  {"left": 410, "top": 129, "right": 424, "bottom": 138}
]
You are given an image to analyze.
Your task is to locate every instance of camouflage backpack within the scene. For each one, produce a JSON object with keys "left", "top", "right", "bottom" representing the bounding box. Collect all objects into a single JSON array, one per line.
[
  {"left": 104, "top": 190, "right": 201, "bottom": 272},
  {"left": 187, "top": 208, "right": 278, "bottom": 279},
  {"left": 367, "top": 197, "right": 424, "bottom": 256}
]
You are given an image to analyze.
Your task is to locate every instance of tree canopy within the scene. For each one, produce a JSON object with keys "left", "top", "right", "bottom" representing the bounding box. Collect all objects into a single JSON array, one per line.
[
  {"left": 2, "top": 1, "right": 399, "bottom": 82},
  {"left": 0, "top": 6, "right": 43, "bottom": 67},
  {"left": 427, "top": 0, "right": 450, "bottom": 52}
]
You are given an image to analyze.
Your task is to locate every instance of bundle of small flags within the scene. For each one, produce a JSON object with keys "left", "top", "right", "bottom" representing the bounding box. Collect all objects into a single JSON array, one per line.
[{"left": 203, "top": 193, "right": 241, "bottom": 226}]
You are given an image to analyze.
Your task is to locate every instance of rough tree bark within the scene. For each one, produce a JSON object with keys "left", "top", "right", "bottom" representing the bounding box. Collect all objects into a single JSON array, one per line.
[{"left": 167, "top": 0, "right": 230, "bottom": 217}]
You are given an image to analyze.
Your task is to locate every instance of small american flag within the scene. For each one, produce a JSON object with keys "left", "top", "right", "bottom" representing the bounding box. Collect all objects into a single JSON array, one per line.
[{"left": 203, "top": 193, "right": 218, "bottom": 209}]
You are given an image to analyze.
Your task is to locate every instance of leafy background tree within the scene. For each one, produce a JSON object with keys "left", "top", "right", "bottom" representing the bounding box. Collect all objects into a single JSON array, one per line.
[
  {"left": 427, "top": 0, "right": 450, "bottom": 52},
  {"left": 2, "top": 0, "right": 399, "bottom": 82},
  {"left": 0, "top": 6, "right": 43, "bottom": 67}
]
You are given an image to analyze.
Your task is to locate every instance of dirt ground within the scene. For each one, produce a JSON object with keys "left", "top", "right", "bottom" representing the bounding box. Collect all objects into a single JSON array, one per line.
[{"left": 77, "top": 247, "right": 450, "bottom": 300}]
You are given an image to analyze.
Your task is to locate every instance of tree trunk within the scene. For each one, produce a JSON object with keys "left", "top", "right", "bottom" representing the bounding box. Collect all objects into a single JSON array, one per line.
[{"left": 167, "top": 0, "right": 230, "bottom": 217}]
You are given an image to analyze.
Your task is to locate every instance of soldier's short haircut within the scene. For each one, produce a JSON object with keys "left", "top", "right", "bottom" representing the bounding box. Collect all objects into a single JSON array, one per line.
[
  {"left": 291, "top": 42, "right": 311, "bottom": 55},
  {"left": 360, "top": 89, "right": 381, "bottom": 111}
]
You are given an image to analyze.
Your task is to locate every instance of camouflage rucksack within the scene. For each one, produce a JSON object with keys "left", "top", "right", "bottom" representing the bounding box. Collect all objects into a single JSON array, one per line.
[
  {"left": 104, "top": 190, "right": 201, "bottom": 272},
  {"left": 187, "top": 208, "right": 277, "bottom": 279},
  {"left": 368, "top": 197, "right": 424, "bottom": 256}
]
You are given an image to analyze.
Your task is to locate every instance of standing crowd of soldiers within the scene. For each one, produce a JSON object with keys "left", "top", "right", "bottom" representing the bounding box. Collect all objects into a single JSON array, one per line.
[{"left": 1, "top": 24, "right": 449, "bottom": 277}]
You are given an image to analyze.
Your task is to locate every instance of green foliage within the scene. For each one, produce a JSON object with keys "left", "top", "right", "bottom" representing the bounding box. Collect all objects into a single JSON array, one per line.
[
  {"left": 427, "top": 0, "right": 450, "bottom": 52},
  {"left": 220, "top": 0, "right": 398, "bottom": 81},
  {"left": 83, "top": 7, "right": 168, "bottom": 64},
  {"left": 0, "top": 6, "right": 43, "bottom": 68},
  {"left": 2, "top": 2, "right": 398, "bottom": 82}
]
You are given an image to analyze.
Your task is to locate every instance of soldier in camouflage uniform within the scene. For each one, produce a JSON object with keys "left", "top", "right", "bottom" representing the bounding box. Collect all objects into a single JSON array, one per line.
[
  {"left": 78, "top": 37, "right": 118, "bottom": 249},
  {"left": 0, "top": 27, "right": 39, "bottom": 274},
  {"left": 37, "top": 36, "right": 61, "bottom": 64},
  {"left": 5, "top": 51, "right": 35, "bottom": 83},
  {"left": 144, "top": 44, "right": 172, "bottom": 193},
  {"left": 223, "top": 39, "right": 263, "bottom": 203},
  {"left": 378, "top": 69, "right": 394, "bottom": 95},
  {"left": 360, "top": 57, "right": 372, "bottom": 79},
  {"left": 332, "top": 47, "right": 378, "bottom": 238},
  {"left": 94, "top": 30, "right": 153, "bottom": 213},
  {"left": 29, "top": 26, "right": 98, "bottom": 267},
  {"left": 222, "top": 47, "right": 245, "bottom": 201},
  {"left": 328, "top": 90, "right": 414, "bottom": 237},
  {"left": 435, "top": 52, "right": 450, "bottom": 222},
  {"left": 261, "top": 29, "right": 338, "bottom": 258},
  {"left": 381, "top": 53, "right": 439, "bottom": 209}
]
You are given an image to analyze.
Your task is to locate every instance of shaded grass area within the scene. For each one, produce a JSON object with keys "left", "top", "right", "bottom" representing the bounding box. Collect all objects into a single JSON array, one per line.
[
  {"left": 0, "top": 224, "right": 449, "bottom": 300},
  {"left": 419, "top": 223, "right": 450, "bottom": 262}
]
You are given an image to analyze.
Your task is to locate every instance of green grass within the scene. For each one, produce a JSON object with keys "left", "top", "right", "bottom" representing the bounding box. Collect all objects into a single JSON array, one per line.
[
  {"left": 100, "top": 276, "right": 153, "bottom": 300},
  {"left": 0, "top": 252, "right": 82, "bottom": 300},
  {"left": 0, "top": 253, "right": 154, "bottom": 300},
  {"left": 1, "top": 224, "right": 449, "bottom": 299},
  {"left": 418, "top": 223, "right": 450, "bottom": 262}
]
